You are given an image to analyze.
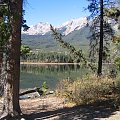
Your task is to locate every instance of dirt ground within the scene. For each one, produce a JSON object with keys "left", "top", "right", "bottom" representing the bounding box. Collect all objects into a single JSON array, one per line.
[{"left": 0, "top": 95, "right": 120, "bottom": 120}]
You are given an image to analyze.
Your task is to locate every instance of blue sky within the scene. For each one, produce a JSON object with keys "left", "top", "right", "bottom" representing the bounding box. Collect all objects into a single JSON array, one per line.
[{"left": 24, "top": 0, "right": 90, "bottom": 26}]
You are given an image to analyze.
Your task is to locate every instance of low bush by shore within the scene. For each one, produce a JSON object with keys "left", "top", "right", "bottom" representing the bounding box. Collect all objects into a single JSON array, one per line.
[{"left": 56, "top": 75, "right": 120, "bottom": 106}]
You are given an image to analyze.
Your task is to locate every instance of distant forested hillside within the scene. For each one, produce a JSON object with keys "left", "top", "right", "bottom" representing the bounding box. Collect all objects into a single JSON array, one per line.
[{"left": 21, "top": 26, "right": 90, "bottom": 53}]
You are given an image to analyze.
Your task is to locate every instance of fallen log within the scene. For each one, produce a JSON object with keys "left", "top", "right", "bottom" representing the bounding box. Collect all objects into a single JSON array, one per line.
[
  {"left": 19, "top": 87, "right": 43, "bottom": 96},
  {"left": 19, "top": 87, "right": 54, "bottom": 97}
]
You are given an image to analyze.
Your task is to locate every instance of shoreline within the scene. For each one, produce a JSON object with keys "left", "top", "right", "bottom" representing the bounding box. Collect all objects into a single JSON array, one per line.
[
  {"left": 20, "top": 62, "right": 79, "bottom": 65},
  {"left": 20, "top": 62, "right": 113, "bottom": 65}
]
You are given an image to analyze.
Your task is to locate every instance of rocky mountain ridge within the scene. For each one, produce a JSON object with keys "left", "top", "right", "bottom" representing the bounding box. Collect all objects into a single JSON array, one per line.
[{"left": 22, "top": 17, "right": 88, "bottom": 36}]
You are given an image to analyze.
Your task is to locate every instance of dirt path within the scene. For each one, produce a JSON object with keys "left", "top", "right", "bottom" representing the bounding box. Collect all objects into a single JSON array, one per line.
[{"left": 0, "top": 95, "right": 120, "bottom": 120}]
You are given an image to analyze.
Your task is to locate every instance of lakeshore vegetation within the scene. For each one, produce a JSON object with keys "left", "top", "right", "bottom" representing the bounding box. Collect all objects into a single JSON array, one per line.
[{"left": 0, "top": 0, "right": 120, "bottom": 119}]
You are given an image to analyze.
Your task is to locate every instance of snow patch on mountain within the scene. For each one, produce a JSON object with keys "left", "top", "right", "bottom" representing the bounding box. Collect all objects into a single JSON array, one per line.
[
  {"left": 22, "top": 17, "right": 88, "bottom": 36},
  {"left": 22, "top": 22, "right": 50, "bottom": 35},
  {"left": 60, "top": 17, "right": 87, "bottom": 35}
]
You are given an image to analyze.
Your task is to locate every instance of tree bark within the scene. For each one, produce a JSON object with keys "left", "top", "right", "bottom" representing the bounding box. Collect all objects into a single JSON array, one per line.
[
  {"left": 97, "top": 0, "right": 104, "bottom": 76},
  {"left": 1, "top": 0, "right": 23, "bottom": 119},
  {"left": 0, "top": 51, "right": 3, "bottom": 96},
  {"left": 0, "top": 52, "right": 2, "bottom": 74}
]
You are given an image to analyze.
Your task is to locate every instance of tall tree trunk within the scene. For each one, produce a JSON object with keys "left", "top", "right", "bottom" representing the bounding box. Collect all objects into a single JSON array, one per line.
[
  {"left": 1, "top": 0, "right": 23, "bottom": 119},
  {"left": 0, "top": 51, "right": 3, "bottom": 96},
  {"left": 97, "top": 0, "right": 104, "bottom": 76},
  {"left": 0, "top": 52, "right": 2, "bottom": 73},
  {"left": 0, "top": 51, "right": 3, "bottom": 79},
  {"left": 11, "top": 0, "right": 22, "bottom": 114}
]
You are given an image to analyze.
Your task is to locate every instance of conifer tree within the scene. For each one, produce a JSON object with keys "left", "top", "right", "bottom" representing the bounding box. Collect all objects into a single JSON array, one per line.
[
  {"left": 0, "top": 0, "right": 23, "bottom": 119},
  {"left": 87, "top": 0, "right": 117, "bottom": 75}
]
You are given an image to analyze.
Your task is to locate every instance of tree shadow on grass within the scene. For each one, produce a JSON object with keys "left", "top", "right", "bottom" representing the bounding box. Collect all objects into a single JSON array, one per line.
[{"left": 22, "top": 100, "right": 118, "bottom": 120}]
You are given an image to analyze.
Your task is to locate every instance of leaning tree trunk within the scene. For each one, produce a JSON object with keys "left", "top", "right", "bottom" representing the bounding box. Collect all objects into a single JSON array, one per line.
[{"left": 1, "top": 0, "right": 23, "bottom": 119}]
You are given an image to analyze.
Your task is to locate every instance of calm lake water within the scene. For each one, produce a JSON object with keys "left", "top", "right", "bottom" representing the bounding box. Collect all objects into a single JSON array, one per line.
[{"left": 20, "top": 64, "right": 89, "bottom": 90}]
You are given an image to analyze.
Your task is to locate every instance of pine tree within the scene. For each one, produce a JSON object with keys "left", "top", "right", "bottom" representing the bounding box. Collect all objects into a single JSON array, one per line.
[
  {"left": 87, "top": 0, "right": 117, "bottom": 75},
  {"left": 0, "top": 0, "right": 23, "bottom": 119}
]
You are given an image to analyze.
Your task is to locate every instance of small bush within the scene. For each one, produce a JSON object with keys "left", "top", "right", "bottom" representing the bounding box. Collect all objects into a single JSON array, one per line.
[{"left": 56, "top": 75, "right": 115, "bottom": 105}]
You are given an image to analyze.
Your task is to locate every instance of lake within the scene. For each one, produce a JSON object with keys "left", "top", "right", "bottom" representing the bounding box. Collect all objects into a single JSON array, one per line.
[{"left": 20, "top": 64, "right": 90, "bottom": 90}]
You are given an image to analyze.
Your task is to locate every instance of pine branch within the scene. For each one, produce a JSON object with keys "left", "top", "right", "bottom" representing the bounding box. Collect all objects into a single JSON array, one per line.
[{"left": 50, "top": 25, "right": 96, "bottom": 71}]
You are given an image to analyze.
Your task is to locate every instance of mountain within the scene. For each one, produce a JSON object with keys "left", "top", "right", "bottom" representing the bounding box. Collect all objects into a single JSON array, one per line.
[
  {"left": 21, "top": 25, "right": 90, "bottom": 52},
  {"left": 21, "top": 17, "right": 119, "bottom": 52},
  {"left": 22, "top": 22, "right": 50, "bottom": 35},
  {"left": 57, "top": 17, "right": 88, "bottom": 35},
  {"left": 22, "top": 17, "right": 90, "bottom": 52},
  {"left": 22, "top": 17, "right": 88, "bottom": 36}
]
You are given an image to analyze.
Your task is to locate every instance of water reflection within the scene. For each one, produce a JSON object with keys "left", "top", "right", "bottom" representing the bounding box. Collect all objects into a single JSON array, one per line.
[{"left": 20, "top": 64, "right": 89, "bottom": 90}]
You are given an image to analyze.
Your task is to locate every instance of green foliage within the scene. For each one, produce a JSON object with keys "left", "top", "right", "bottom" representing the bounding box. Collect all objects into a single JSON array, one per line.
[
  {"left": 0, "top": 5, "right": 29, "bottom": 52},
  {"left": 41, "top": 81, "right": 48, "bottom": 95},
  {"left": 22, "top": 10, "right": 30, "bottom": 31},
  {"left": 37, "top": 82, "right": 49, "bottom": 96},
  {"left": 104, "top": 7, "right": 120, "bottom": 21},
  {"left": 50, "top": 25, "right": 96, "bottom": 71},
  {"left": 104, "top": 7, "right": 120, "bottom": 30},
  {"left": 113, "top": 35, "right": 120, "bottom": 42},
  {"left": 87, "top": 0, "right": 116, "bottom": 75},
  {"left": 118, "top": 24, "right": 120, "bottom": 29},
  {"left": 114, "top": 54, "right": 120, "bottom": 70},
  {"left": 21, "top": 26, "right": 90, "bottom": 52},
  {"left": 87, "top": 0, "right": 117, "bottom": 18},
  {"left": 0, "top": 5, "right": 9, "bottom": 16},
  {"left": 20, "top": 51, "right": 74, "bottom": 63},
  {"left": 88, "top": 16, "right": 113, "bottom": 63},
  {"left": 112, "top": 35, "right": 120, "bottom": 70},
  {"left": 0, "top": 5, "right": 11, "bottom": 50},
  {"left": 20, "top": 44, "right": 31, "bottom": 57}
]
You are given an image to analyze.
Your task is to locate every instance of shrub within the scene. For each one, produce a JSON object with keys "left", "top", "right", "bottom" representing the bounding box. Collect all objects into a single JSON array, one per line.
[{"left": 56, "top": 75, "right": 114, "bottom": 105}]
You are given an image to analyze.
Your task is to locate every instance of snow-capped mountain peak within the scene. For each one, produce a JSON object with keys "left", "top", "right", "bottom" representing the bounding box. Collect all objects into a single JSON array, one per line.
[
  {"left": 23, "top": 22, "right": 50, "bottom": 35},
  {"left": 22, "top": 17, "right": 88, "bottom": 35},
  {"left": 60, "top": 17, "right": 87, "bottom": 35}
]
